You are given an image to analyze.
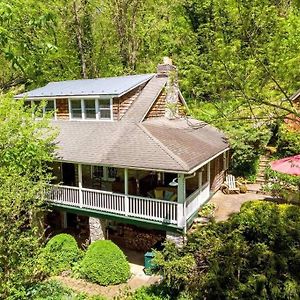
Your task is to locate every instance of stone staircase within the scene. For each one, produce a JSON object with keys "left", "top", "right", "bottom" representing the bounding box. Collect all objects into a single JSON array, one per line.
[{"left": 256, "top": 155, "right": 270, "bottom": 184}]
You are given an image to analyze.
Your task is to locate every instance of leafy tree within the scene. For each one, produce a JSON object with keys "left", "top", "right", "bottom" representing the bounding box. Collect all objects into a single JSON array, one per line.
[
  {"left": 155, "top": 201, "right": 300, "bottom": 299},
  {"left": 0, "top": 95, "right": 56, "bottom": 299}
]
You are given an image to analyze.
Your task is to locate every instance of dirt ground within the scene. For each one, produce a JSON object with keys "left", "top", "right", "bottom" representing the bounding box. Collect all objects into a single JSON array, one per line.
[{"left": 54, "top": 249, "right": 160, "bottom": 299}]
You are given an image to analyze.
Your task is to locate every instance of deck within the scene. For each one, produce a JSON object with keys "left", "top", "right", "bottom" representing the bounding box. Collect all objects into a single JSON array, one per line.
[{"left": 47, "top": 184, "right": 208, "bottom": 229}]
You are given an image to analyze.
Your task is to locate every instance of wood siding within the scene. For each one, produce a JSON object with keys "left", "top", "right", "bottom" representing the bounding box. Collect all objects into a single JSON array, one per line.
[
  {"left": 210, "top": 153, "right": 227, "bottom": 192},
  {"left": 56, "top": 99, "right": 69, "bottom": 119},
  {"left": 145, "top": 90, "right": 167, "bottom": 119},
  {"left": 113, "top": 84, "right": 146, "bottom": 120},
  {"left": 145, "top": 91, "right": 186, "bottom": 120}
]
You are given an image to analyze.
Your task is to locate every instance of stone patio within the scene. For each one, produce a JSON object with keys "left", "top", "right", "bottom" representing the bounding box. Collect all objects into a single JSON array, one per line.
[{"left": 209, "top": 184, "right": 268, "bottom": 222}]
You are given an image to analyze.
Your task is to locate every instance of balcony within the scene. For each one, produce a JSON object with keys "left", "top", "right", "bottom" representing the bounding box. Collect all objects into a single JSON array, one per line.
[{"left": 48, "top": 185, "right": 185, "bottom": 227}]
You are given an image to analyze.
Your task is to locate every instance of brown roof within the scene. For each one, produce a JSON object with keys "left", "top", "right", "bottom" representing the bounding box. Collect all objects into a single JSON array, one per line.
[
  {"left": 142, "top": 118, "right": 228, "bottom": 170},
  {"left": 122, "top": 76, "right": 168, "bottom": 122},
  {"left": 51, "top": 74, "right": 229, "bottom": 173}
]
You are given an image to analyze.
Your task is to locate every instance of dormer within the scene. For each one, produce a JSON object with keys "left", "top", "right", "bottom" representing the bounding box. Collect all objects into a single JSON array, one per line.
[{"left": 15, "top": 74, "right": 154, "bottom": 121}]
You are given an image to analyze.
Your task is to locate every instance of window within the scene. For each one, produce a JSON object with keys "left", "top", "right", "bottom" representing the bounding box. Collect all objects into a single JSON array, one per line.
[
  {"left": 99, "top": 99, "right": 111, "bottom": 120},
  {"left": 32, "top": 100, "right": 43, "bottom": 118},
  {"left": 45, "top": 100, "right": 55, "bottom": 114},
  {"left": 92, "top": 166, "right": 116, "bottom": 180},
  {"left": 26, "top": 100, "right": 56, "bottom": 119},
  {"left": 84, "top": 99, "right": 96, "bottom": 119},
  {"left": 69, "top": 98, "right": 112, "bottom": 121},
  {"left": 70, "top": 100, "right": 82, "bottom": 119}
]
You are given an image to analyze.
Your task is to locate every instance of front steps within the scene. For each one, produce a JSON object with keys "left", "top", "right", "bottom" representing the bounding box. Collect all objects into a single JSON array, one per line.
[{"left": 256, "top": 155, "right": 270, "bottom": 184}]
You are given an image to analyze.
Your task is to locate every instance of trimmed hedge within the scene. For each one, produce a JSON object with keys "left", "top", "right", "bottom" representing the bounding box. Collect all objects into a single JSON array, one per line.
[
  {"left": 78, "top": 240, "right": 130, "bottom": 285},
  {"left": 40, "top": 233, "right": 81, "bottom": 276}
]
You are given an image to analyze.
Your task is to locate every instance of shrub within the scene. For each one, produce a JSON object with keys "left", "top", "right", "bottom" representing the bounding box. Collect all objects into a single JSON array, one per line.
[
  {"left": 78, "top": 240, "right": 130, "bottom": 285},
  {"left": 277, "top": 124, "right": 300, "bottom": 157},
  {"left": 40, "top": 233, "right": 81, "bottom": 276}
]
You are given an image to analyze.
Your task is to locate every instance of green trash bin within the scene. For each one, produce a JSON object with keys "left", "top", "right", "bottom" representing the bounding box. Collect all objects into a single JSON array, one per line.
[{"left": 144, "top": 251, "right": 155, "bottom": 275}]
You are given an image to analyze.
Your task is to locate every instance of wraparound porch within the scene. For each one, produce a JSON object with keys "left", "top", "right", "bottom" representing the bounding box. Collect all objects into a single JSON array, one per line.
[
  {"left": 47, "top": 181, "right": 210, "bottom": 230},
  {"left": 48, "top": 152, "right": 227, "bottom": 231}
]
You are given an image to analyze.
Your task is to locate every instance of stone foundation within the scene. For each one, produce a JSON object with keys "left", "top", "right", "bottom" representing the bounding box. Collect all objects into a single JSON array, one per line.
[
  {"left": 89, "top": 217, "right": 107, "bottom": 243},
  {"left": 166, "top": 231, "right": 184, "bottom": 247}
]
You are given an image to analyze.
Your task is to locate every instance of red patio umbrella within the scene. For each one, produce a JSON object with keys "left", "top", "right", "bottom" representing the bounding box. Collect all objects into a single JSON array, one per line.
[
  {"left": 270, "top": 154, "right": 300, "bottom": 201},
  {"left": 270, "top": 154, "right": 300, "bottom": 176}
]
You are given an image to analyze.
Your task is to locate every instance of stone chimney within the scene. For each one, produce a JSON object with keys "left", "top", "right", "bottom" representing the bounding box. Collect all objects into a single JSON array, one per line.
[{"left": 157, "top": 57, "right": 179, "bottom": 120}]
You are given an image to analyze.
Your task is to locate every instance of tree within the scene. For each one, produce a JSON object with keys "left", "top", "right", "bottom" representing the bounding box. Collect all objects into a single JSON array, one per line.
[
  {"left": 0, "top": 95, "right": 56, "bottom": 299},
  {"left": 155, "top": 201, "right": 300, "bottom": 299}
]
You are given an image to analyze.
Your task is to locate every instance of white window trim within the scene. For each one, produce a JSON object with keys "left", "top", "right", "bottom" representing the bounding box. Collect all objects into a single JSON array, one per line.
[
  {"left": 68, "top": 98, "right": 113, "bottom": 121},
  {"left": 91, "top": 165, "right": 116, "bottom": 181},
  {"left": 29, "top": 99, "right": 56, "bottom": 119}
]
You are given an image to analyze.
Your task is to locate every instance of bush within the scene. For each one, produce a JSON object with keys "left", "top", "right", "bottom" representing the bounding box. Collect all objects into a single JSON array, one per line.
[
  {"left": 26, "top": 280, "right": 106, "bottom": 300},
  {"left": 78, "top": 240, "right": 130, "bottom": 285},
  {"left": 277, "top": 124, "right": 300, "bottom": 157},
  {"left": 40, "top": 233, "right": 82, "bottom": 276}
]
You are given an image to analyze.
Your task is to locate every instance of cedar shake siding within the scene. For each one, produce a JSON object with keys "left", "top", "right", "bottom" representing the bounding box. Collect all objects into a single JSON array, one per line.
[
  {"left": 145, "top": 91, "right": 186, "bottom": 120},
  {"left": 56, "top": 98, "right": 69, "bottom": 119},
  {"left": 145, "top": 90, "right": 167, "bottom": 119},
  {"left": 113, "top": 83, "right": 146, "bottom": 120},
  {"left": 210, "top": 154, "right": 226, "bottom": 192}
]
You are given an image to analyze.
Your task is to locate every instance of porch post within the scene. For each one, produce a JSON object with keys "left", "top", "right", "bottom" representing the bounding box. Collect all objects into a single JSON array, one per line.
[
  {"left": 124, "top": 168, "right": 129, "bottom": 216},
  {"left": 208, "top": 161, "right": 211, "bottom": 192},
  {"left": 177, "top": 173, "right": 186, "bottom": 230},
  {"left": 78, "top": 164, "right": 83, "bottom": 208}
]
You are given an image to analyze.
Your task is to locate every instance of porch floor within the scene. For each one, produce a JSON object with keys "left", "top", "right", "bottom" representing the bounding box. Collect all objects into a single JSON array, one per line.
[{"left": 209, "top": 184, "right": 269, "bottom": 222}]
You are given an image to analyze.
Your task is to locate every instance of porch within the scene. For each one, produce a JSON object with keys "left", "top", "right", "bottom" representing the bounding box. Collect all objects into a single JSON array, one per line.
[{"left": 47, "top": 153, "right": 226, "bottom": 230}]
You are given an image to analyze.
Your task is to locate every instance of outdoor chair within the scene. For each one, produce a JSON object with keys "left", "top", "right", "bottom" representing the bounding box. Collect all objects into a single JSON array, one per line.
[{"left": 221, "top": 174, "right": 240, "bottom": 194}]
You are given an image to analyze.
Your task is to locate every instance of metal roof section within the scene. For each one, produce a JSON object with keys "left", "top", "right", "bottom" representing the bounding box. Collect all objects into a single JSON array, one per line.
[{"left": 15, "top": 74, "right": 155, "bottom": 99}]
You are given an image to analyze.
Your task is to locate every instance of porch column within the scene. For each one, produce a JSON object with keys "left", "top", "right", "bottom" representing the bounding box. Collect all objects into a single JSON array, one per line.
[
  {"left": 61, "top": 211, "right": 67, "bottom": 229},
  {"left": 124, "top": 168, "right": 129, "bottom": 216},
  {"left": 78, "top": 164, "right": 83, "bottom": 208},
  {"left": 177, "top": 174, "right": 186, "bottom": 230},
  {"left": 199, "top": 169, "right": 203, "bottom": 190},
  {"left": 208, "top": 161, "right": 211, "bottom": 191}
]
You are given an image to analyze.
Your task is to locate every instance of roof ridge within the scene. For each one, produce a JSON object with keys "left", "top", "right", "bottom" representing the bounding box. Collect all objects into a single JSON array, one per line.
[
  {"left": 137, "top": 123, "right": 189, "bottom": 171},
  {"left": 122, "top": 76, "right": 167, "bottom": 122},
  {"left": 48, "top": 73, "right": 156, "bottom": 84}
]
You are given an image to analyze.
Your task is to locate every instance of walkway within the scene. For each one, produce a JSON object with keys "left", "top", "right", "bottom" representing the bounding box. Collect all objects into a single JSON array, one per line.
[{"left": 210, "top": 184, "right": 268, "bottom": 221}]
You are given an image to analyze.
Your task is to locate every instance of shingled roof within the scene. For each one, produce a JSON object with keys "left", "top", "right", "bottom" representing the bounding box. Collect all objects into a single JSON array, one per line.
[{"left": 18, "top": 71, "right": 229, "bottom": 173}]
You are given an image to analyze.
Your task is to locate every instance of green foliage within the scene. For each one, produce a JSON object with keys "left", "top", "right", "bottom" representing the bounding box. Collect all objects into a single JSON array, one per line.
[
  {"left": 277, "top": 124, "right": 300, "bottom": 157},
  {"left": 123, "top": 286, "right": 170, "bottom": 300},
  {"left": 226, "top": 123, "right": 271, "bottom": 177},
  {"left": 26, "top": 280, "right": 81, "bottom": 300},
  {"left": 154, "top": 201, "right": 300, "bottom": 299},
  {"left": 26, "top": 280, "right": 107, "bottom": 300},
  {"left": 78, "top": 240, "right": 130, "bottom": 286},
  {"left": 0, "top": 95, "right": 56, "bottom": 299},
  {"left": 40, "top": 234, "right": 82, "bottom": 276},
  {"left": 264, "top": 166, "right": 300, "bottom": 202},
  {"left": 198, "top": 203, "right": 216, "bottom": 218}
]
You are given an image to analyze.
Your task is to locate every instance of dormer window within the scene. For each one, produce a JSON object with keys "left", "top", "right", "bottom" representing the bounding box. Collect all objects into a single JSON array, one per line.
[
  {"left": 69, "top": 98, "right": 112, "bottom": 121},
  {"left": 26, "top": 99, "right": 56, "bottom": 119},
  {"left": 70, "top": 100, "right": 82, "bottom": 119}
]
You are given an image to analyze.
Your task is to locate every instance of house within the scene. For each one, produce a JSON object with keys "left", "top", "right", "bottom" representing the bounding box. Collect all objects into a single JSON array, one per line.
[
  {"left": 15, "top": 58, "right": 229, "bottom": 250},
  {"left": 284, "top": 89, "right": 300, "bottom": 131}
]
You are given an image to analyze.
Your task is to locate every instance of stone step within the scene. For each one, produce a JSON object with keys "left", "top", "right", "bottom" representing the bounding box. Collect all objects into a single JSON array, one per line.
[{"left": 257, "top": 178, "right": 265, "bottom": 182}]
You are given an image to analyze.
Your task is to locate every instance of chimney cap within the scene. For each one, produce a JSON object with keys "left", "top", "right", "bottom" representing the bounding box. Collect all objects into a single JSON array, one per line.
[
  {"left": 157, "top": 57, "right": 176, "bottom": 77},
  {"left": 163, "top": 57, "right": 173, "bottom": 65}
]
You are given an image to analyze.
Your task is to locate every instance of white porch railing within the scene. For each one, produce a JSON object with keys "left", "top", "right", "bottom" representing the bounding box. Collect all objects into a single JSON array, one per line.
[
  {"left": 185, "top": 182, "right": 210, "bottom": 219},
  {"left": 48, "top": 185, "right": 180, "bottom": 225}
]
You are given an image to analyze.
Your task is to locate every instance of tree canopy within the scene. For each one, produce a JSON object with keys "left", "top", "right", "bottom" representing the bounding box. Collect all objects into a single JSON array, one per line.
[{"left": 0, "top": 95, "right": 56, "bottom": 299}]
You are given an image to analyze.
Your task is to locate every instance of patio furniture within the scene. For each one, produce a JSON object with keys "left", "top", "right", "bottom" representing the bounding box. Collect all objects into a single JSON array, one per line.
[{"left": 221, "top": 174, "right": 240, "bottom": 194}]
